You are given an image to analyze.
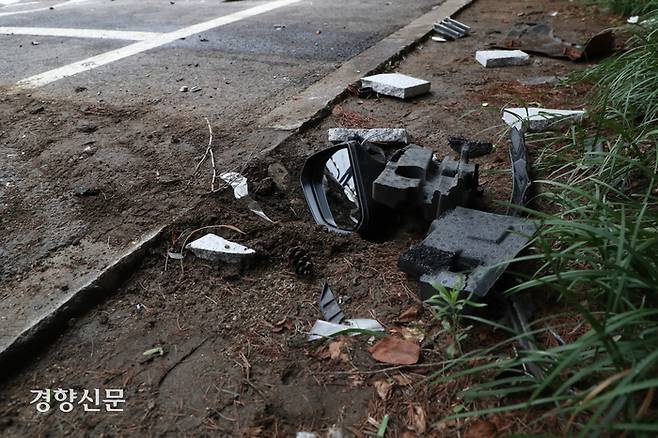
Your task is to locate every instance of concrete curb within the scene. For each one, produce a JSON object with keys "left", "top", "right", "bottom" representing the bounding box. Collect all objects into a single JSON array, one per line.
[
  {"left": 258, "top": 0, "right": 474, "bottom": 132},
  {"left": 0, "top": 226, "right": 167, "bottom": 379}
]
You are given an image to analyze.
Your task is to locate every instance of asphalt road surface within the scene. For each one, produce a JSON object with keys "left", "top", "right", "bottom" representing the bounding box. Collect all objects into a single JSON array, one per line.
[{"left": 1, "top": 0, "right": 441, "bottom": 114}]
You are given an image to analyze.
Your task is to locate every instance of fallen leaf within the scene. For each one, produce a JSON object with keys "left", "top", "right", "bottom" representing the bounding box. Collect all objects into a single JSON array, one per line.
[
  {"left": 369, "top": 336, "right": 420, "bottom": 365},
  {"left": 271, "top": 318, "right": 293, "bottom": 333},
  {"left": 392, "top": 327, "right": 425, "bottom": 343},
  {"left": 328, "top": 338, "right": 350, "bottom": 362},
  {"left": 407, "top": 404, "right": 427, "bottom": 433},
  {"left": 465, "top": 420, "right": 498, "bottom": 438},
  {"left": 401, "top": 432, "right": 418, "bottom": 438},
  {"left": 373, "top": 379, "right": 393, "bottom": 400},
  {"left": 398, "top": 305, "right": 420, "bottom": 322}
]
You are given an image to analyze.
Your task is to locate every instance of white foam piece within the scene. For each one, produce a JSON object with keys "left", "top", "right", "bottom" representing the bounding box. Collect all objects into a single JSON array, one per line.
[
  {"left": 187, "top": 233, "right": 255, "bottom": 264},
  {"left": 502, "top": 107, "right": 586, "bottom": 132},
  {"left": 360, "top": 73, "right": 430, "bottom": 99},
  {"left": 475, "top": 50, "right": 530, "bottom": 68}
]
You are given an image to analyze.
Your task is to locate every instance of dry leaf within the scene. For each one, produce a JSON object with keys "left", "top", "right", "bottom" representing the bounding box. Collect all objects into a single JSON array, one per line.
[
  {"left": 398, "top": 305, "right": 420, "bottom": 322},
  {"left": 407, "top": 404, "right": 427, "bottom": 433},
  {"left": 401, "top": 432, "right": 418, "bottom": 438},
  {"left": 328, "top": 338, "right": 350, "bottom": 362},
  {"left": 369, "top": 336, "right": 420, "bottom": 365},
  {"left": 373, "top": 379, "right": 393, "bottom": 400},
  {"left": 393, "top": 326, "right": 425, "bottom": 343},
  {"left": 465, "top": 420, "right": 498, "bottom": 438},
  {"left": 271, "top": 318, "right": 293, "bottom": 333}
]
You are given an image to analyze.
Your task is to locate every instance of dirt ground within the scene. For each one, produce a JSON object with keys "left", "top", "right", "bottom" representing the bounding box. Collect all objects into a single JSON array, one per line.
[{"left": 0, "top": 0, "right": 620, "bottom": 436}]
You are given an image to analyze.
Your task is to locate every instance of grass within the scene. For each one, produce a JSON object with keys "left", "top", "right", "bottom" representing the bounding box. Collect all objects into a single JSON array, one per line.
[
  {"left": 586, "top": 0, "right": 658, "bottom": 15},
  {"left": 582, "top": 16, "right": 658, "bottom": 132},
  {"left": 428, "top": 13, "right": 658, "bottom": 437}
]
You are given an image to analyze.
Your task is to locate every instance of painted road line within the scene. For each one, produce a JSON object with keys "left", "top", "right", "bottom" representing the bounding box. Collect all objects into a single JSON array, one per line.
[
  {"left": 0, "top": 26, "right": 164, "bottom": 40},
  {"left": 15, "top": 0, "right": 303, "bottom": 89},
  {"left": 3, "top": 2, "right": 41, "bottom": 6},
  {"left": 0, "top": 0, "right": 86, "bottom": 17}
]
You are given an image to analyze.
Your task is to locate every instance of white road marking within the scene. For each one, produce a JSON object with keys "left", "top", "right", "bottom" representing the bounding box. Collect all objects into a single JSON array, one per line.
[
  {"left": 3, "top": 1, "right": 41, "bottom": 7},
  {"left": 16, "top": 0, "right": 303, "bottom": 89},
  {"left": 0, "top": 0, "right": 86, "bottom": 17},
  {"left": 0, "top": 26, "right": 163, "bottom": 40}
]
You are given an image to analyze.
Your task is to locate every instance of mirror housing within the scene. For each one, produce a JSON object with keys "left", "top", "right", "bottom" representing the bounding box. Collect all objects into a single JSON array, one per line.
[{"left": 300, "top": 140, "right": 386, "bottom": 236}]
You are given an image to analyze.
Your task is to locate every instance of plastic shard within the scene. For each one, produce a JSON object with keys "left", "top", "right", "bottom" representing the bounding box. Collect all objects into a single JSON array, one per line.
[
  {"left": 502, "top": 107, "right": 586, "bottom": 132},
  {"left": 187, "top": 233, "right": 256, "bottom": 265},
  {"left": 319, "top": 282, "right": 345, "bottom": 323}
]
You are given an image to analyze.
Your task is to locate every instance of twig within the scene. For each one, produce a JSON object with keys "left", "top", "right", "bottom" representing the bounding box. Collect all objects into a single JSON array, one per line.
[
  {"left": 158, "top": 338, "right": 209, "bottom": 387},
  {"left": 192, "top": 117, "right": 217, "bottom": 191},
  {"left": 316, "top": 361, "right": 452, "bottom": 376}
]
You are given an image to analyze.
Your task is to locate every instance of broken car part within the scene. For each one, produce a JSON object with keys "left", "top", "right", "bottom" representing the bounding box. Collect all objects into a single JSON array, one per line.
[
  {"left": 433, "top": 17, "right": 470, "bottom": 40},
  {"left": 319, "top": 282, "right": 345, "bottom": 324},
  {"left": 220, "top": 172, "right": 275, "bottom": 223},
  {"left": 300, "top": 139, "right": 387, "bottom": 236},
  {"left": 308, "top": 319, "right": 384, "bottom": 341},
  {"left": 359, "top": 73, "right": 431, "bottom": 99},
  {"left": 186, "top": 233, "right": 256, "bottom": 265},
  {"left": 509, "top": 127, "right": 531, "bottom": 211},
  {"left": 502, "top": 22, "right": 614, "bottom": 61},
  {"left": 398, "top": 207, "right": 536, "bottom": 300},
  {"left": 372, "top": 139, "right": 483, "bottom": 221}
]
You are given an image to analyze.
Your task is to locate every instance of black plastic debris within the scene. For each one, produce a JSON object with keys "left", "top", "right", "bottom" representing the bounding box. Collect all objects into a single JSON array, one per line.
[
  {"left": 502, "top": 22, "right": 614, "bottom": 61},
  {"left": 448, "top": 136, "right": 493, "bottom": 159},
  {"left": 398, "top": 207, "right": 536, "bottom": 300},
  {"left": 509, "top": 127, "right": 531, "bottom": 212},
  {"left": 319, "top": 282, "right": 345, "bottom": 324},
  {"left": 72, "top": 186, "right": 100, "bottom": 197},
  {"left": 433, "top": 17, "right": 471, "bottom": 40},
  {"left": 372, "top": 142, "right": 481, "bottom": 220}
]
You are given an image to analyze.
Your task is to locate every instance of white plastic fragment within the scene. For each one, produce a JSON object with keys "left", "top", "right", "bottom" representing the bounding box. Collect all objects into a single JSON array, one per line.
[
  {"left": 502, "top": 107, "right": 586, "bottom": 132},
  {"left": 327, "top": 128, "right": 412, "bottom": 144},
  {"left": 628, "top": 16, "right": 639, "bottom": 24},
  {"left": 187, "top": 233, "right": 255, "bottom": 264},
  {"left": 220, "top": 172, "right": 274, "bottom": 223},
  {"left": 431, "top": 36, "right": 448, "bottom": 42},
  {"left": 308, "top": 319, "right": 385, "bottom": 341},
  {"left": 221, "top": 171, "right": 249, "bottom": 199},
  {"left": 360, "top": 73, "right": 431, "bottom": 99},
  {"left": 475, "top": 50, "right": 530, "bottom": 68}
]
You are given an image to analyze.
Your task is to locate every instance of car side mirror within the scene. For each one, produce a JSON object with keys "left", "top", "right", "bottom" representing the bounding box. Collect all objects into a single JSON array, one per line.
[{"left": 300, "top": 140, "right": 386, "bottom": 236}]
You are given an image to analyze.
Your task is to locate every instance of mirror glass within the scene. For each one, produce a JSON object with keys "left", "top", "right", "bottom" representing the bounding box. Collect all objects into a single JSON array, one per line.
[{"left": 321, "top": 148, "right": 361, "bottom": 230}]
